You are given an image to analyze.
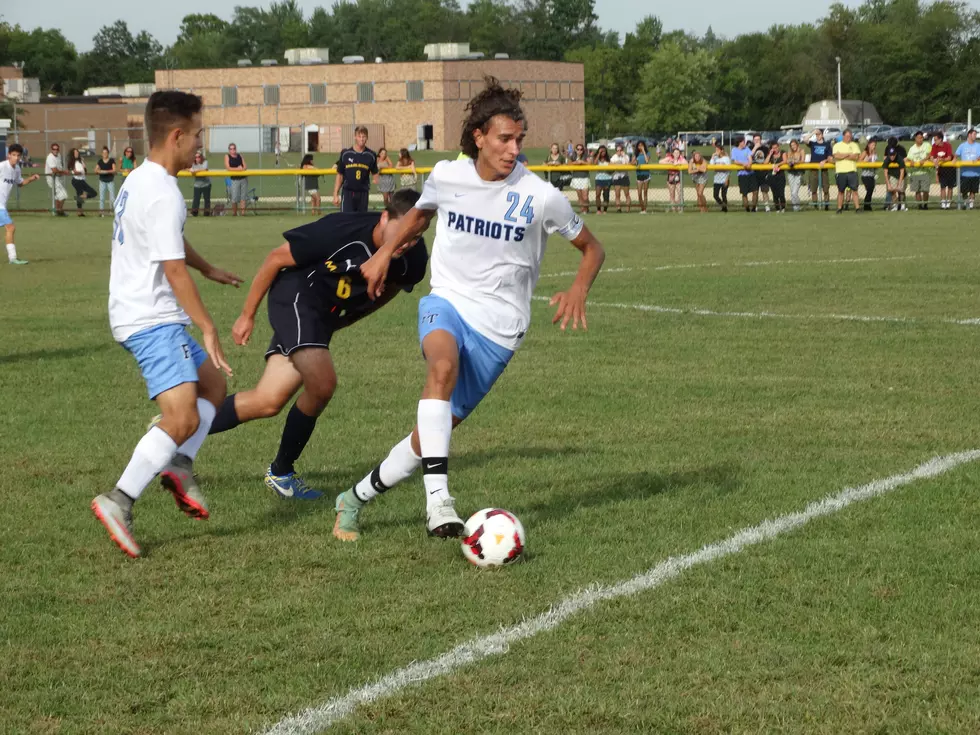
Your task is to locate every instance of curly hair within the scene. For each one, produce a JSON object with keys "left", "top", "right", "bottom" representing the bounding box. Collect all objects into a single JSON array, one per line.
[{"left": 459, "top": 76, "right": 525, "bottom": 159}]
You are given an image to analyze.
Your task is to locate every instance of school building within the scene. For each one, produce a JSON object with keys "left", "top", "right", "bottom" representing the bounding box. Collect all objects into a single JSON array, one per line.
[{"left": 154, "top": 58, "right": 585, "bottom": 154}]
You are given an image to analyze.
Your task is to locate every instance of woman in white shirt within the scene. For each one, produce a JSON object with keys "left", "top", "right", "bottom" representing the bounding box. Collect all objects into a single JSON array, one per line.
[
  {"left": 69, "top": 148, "right": 97, "bottom": 217},
  {"left": 610, "top": 143, "right": 632, "bottom": 213}
]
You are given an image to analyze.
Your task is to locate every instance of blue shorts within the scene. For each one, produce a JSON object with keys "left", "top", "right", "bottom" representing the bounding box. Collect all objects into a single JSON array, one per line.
[
  {"left": 418, "top": 295, "right": 514, "bottom": 420},
  {"left": 0, "top": 208, "right": 12, "bottom": 227},
  {"left": 121, "top": 324, "right": 207, "bottom": 399}
]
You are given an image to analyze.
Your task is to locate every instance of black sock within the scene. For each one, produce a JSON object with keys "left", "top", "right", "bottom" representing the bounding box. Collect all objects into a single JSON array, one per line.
[
  {"left": 270, "top": 402, "right": 318, "bottom": 476},
  {"left": 208, "top": 394, "right": 241, "bottom": 434}
]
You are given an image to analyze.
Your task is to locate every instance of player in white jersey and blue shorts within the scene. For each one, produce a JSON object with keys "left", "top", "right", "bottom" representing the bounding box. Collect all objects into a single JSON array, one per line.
[
  {"left": 333, "top": 77, "right": 606, "bottom": 541},
  {"left": 91, "top": 92, "right": 243, "bottom": 558},
  {"left": 0, "top": 144, "right": 41, "bottom": 265}
]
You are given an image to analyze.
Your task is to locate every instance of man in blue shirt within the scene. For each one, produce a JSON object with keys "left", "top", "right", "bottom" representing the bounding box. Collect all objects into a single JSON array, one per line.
[
  {"left": 955, "top": 128, "right": 980, "bottom": 209},
  {"left": 806, "top": 129, "right": 833, "bottom": 210},
  {"left": 731, "top": 137, "right": 756, "bottom": 212}
]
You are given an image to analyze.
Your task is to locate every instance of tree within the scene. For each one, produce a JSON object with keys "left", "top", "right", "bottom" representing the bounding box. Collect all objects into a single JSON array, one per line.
[
  {"left": 519, "top": 0, "right": 600, "bottom": 60},
  {"left": 632, "top": 42, "right": 716, "bottom": 133},
  {"left": 79, "top": 21, "right": 162, "bottom": 86},
  {"left": 0, "top": 23, "right": 80, "bottom": 94},
  {"left": 466, "top": 0, "right": 521, "bottom": 57}
]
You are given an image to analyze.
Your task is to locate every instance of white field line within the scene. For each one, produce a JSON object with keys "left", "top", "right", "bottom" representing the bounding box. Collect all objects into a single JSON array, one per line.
[
  {"left": 532, "top": 295, "right": 980, "bottom": 328},
  {"left": 263, "top": 450, "right": 980, "bottom": 735},
  {"left": 538, "top": 255, "right": 922, "bottom": 280}
]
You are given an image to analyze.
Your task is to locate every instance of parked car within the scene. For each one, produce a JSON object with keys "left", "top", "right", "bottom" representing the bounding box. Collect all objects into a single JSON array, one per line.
[
  {"left": 888, "top": 125, "right": 916, "bottom": 141},
  {"left": 778, "top": 129, "right": 802, "bottom": 144},
  {"left": 862, "top": 124, "right": 893, "bottom": 142},
  {"left": 944, "top": 123, "right": 968, "bottom": 141}
]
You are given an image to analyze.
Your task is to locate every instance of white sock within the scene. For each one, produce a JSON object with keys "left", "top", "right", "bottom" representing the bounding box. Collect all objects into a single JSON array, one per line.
[
  {"left": 418, "top": 399, "right": 452, "bottom": 508},
  {"left": 6, "top": 243, "right": 16, "bottom": 261},
  {"left": 116, "top": 426, "right": 178, "bottom": 500},
  {"left": 176, "top": 398, "right": 217, "bottom": 461},
  {"left": 353, "top": 434, "right": 421, "bottom": 503}
]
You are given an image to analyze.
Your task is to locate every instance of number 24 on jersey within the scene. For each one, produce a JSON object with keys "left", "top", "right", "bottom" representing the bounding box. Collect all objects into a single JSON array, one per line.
[{"left": 504, "top": 192, "right": 534, "bottom": 224}]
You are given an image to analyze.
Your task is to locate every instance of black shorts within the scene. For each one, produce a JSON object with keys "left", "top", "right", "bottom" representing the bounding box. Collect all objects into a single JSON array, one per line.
[
  {"left": 836, "top": 172, "right": 859, "bottom": 192},
  {"left": 961, "top": 176, "right": 980, "bottom": 195},
  {"left": 265, "top": 284, "right": 337, "bottom": 358},
  {"left": 738, "top": 175, "right": 758, "bottom": 195},
  {"left": 755, "top": 172, "right": 770, "bottom": 192},
  {"left": 341, "top": 189, "right": 369, "bottom": 213},
  {"left": 938, "top": 168, "right": 957, "bottom": 188}
]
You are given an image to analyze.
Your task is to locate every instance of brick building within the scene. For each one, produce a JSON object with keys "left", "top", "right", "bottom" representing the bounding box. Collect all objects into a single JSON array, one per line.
[{"left": 155, "top": 59, "right": 585, "bottom": 153}]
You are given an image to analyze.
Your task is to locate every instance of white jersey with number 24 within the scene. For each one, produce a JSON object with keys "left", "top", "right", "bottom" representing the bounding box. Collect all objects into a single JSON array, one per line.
[{"left": 416, "top": 158, "right": 583, "bottom": 351}]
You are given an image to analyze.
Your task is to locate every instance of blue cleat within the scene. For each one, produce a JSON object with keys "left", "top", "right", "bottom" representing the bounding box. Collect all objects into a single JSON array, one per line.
[{"left": 264, "top": 467, "right": 323, "bottom": 500}]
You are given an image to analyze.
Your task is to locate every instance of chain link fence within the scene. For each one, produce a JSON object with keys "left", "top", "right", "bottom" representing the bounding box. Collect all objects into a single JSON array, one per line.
[{"left": 4, "top": 160, "right": 976, "bottom": 215}]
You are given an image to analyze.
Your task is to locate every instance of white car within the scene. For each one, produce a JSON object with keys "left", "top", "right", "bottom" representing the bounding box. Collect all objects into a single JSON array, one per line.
[{"left": 945, "top": 123, "right": 968, "bottom": 141}]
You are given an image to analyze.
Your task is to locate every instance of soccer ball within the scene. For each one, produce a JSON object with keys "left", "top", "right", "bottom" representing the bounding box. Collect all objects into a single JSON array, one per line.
[{"left": 460, "top": 508, "right": 526, "bottom": 567}]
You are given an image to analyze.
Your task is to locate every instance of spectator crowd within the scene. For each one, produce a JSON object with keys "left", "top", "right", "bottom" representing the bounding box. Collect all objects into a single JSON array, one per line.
[
  {"left": 543, "top": 127, "right": 980, "bottom": 214},
  {"left": 23, "top": 125, "right": 980, "bottom": 217}
]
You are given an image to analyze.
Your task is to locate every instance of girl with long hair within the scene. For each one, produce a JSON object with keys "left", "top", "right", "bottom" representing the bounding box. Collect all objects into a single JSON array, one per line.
[
  {"left": 593, "top": 145, "right": 612, "bottom": 214},
  {"left": 688, "top": 151, "right": 708, "bottom": 212},
  {"left": 396, "top": 148, "right": 417, "bottom": 190},
  {"left": 860, "top": 140, "right": 878, "bottom": 212},
  {"left": 301, "top": 154, "right": 321, "bottom": 215},
  {"left": 766, "top": 141, "right": 788, "bottom": 212},
  {"left": 634, "top": 141, "right": 651, "bottom": 214},
  {"left": 569, "top": 143, "right": 590, "bottom": 214},
  {"left": 785, "top": 139, "right": 806, "bottom": 211},
  {"left": 376, "top": 147, "right": 395, "bottom": 206},
  {"left": 662, "top": 147, "right": 687, "bottom": 212},
  {"left": 69, "top": 148, "right": 97, "bottom": 216}
]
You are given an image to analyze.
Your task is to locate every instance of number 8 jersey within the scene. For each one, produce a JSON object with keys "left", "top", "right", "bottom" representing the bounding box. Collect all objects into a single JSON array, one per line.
[
  {"left": 417, "top": 158, "right": 583, "bottom": 350},
  {"left": 108, "top": 161, "right": 191, "bottom": 342}
]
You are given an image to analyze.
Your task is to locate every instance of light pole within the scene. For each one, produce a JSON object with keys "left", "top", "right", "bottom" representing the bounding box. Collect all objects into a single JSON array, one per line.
[{"left": 835, "top": 56, "right": 842, "bottom": 129}]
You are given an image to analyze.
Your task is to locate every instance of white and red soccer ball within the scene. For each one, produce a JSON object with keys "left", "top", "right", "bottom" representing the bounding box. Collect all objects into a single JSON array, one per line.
[{"left": 460, "top": 508, "right": 526, "bottom": 567}]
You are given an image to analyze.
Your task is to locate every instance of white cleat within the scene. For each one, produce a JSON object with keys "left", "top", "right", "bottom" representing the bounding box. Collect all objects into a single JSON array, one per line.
[
  {"left": 92, "top": 492, "right": 141, "bottom": 558},
  {"left": 426, "top": 497, "right": 465, "bottom": 538}
]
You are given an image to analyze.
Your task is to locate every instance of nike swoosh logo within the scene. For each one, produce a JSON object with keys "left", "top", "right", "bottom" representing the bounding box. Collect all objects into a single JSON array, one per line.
[
  {"left": 425, "top": 463, "right": 442, "bottom": 470},
  {"left": 428, "top": 488, "right": 443, "bottom": 494},
  {"left": 454, "top": 193, "right": 465, "bottom": 198}
]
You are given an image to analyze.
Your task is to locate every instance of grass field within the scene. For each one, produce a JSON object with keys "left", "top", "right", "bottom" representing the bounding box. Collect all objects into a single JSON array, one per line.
[{"left": 4, "top": 210, "right": 980, "bottom": 734}]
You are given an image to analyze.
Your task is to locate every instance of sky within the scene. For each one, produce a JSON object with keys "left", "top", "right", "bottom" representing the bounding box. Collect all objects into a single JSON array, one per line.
[{"left": 3, "top": 0, "right": 881, "bottom": 52}]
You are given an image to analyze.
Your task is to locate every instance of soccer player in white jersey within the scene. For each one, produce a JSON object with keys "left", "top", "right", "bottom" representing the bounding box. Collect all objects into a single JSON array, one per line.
[
  {"left": 91, "top": 92, "right": 243, "bottom": 558},
  {"left": 332, "top": 77, "right": 606, "bottom": 541},
  {"left": 0, "top": 144, "right": 41, "bottom": 265}
]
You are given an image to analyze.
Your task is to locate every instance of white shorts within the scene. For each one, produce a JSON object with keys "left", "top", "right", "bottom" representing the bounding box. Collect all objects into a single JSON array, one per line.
[
  {"left": 46, "top": 176, "right": 68, "bottom": 201},
  {"left": 571, "top": 178, "right": 590, "bottom": 190}
]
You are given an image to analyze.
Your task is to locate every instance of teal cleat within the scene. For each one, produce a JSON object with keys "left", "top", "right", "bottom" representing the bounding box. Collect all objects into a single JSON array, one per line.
[{"left": 332, "top": 489, "right": 364, "bottom": 542}]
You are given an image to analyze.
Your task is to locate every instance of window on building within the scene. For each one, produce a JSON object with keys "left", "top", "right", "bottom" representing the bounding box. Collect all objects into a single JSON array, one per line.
[
  {"left": 310, "top": 83, "right": 327, "bottom": 104},
  {"left": 357, "top": 82, "right": 374, "bottom": 103},
  {"left": 406, "top": 80, "right": 424, "bottom": 102},
  {"left": 264, "top": 85, "right": 280, "bottom": 105},
  {"left": 221, "top": 86, "right": 238, "bottom": 107}
]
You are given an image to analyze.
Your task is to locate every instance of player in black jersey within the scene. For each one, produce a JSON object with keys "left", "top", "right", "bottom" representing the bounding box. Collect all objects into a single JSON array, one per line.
[
  {"left": 332, "top": 126, "right": 379, "bottom": 213},
  {"left": 207, "top": 189, "right": 428, "bottom": 499}
]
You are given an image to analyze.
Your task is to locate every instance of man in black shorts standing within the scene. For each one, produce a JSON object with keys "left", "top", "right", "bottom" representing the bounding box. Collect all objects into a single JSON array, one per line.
[
  {"left": 333, "top": 125, "right": 378, "bottom": 212},
  {"left": 209, "top": 189, "right": 428, "bottom": 499}
]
